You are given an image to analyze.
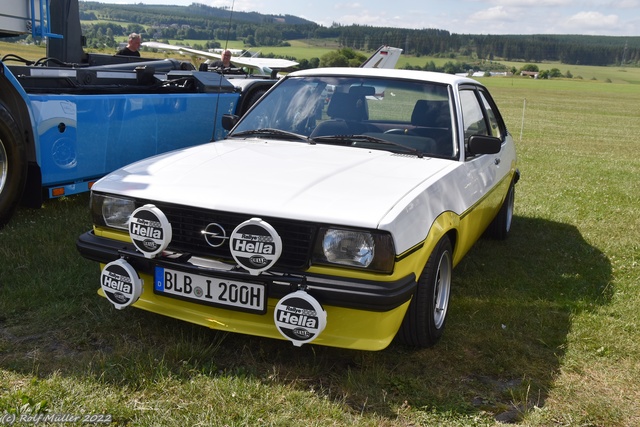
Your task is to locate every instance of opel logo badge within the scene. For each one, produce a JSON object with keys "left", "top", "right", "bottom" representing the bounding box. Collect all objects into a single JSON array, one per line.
[{"left": 202, "top": 223, "right": 228, "bottom": 248}]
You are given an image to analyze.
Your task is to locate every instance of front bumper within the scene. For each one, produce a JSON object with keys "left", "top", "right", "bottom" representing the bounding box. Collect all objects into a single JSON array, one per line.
[{"left": 77, "top": 230, "right": 417, "bottom": 350}]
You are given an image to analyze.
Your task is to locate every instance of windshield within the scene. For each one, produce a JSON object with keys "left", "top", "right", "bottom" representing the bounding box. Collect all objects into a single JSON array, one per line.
[{"left": 230, "top": 75, "right": 456, "bottom": 158}]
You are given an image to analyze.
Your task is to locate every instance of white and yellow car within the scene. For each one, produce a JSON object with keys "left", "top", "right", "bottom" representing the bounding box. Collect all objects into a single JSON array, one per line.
[{"left": 77, "top": 68, "right": 518, "bottom": 351}]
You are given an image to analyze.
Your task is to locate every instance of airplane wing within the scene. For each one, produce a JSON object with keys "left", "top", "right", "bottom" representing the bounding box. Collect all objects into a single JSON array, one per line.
[
  {"left": 142, "top": 42, "right": 298, "bottom": 75},
  {"left": 229, "top": 56, "right": 299, "bottom": 70},
  {"left": 360, "top": 45, "right": 403, "bottom": 69},
  {"left": 143, "top": 41, "right": 210, "bottom": 58}
]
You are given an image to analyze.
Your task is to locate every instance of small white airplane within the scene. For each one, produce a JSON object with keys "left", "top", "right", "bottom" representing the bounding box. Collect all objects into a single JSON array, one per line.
[
  {"left": 142, "top": 41, "right": 298, "bottom": 77},
  {"left": 142, "top": 42, "right": 403, "bottom": 77},
  {"left": 360, "top": 45, "right": 403, "bottom": 69}
]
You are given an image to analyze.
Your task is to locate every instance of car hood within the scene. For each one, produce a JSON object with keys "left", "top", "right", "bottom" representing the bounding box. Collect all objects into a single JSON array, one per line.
[{"left": 95, "top": 139, "right": 455, "bottom": 228}]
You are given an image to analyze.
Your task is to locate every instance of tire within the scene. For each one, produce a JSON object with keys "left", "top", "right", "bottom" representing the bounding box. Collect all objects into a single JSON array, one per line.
[
  {"left": 0, "top": 106, "right": 27, "bottom": 228},
  {"left": 485, "top": 180, "right": 515, "bottom": 240},
  {"left": 398, "top": 236, "right": 453, "bottom": 348}
]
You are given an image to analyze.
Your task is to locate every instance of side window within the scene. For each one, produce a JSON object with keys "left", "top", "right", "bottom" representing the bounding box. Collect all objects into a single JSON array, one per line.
[
  {"left": 478, "top": 90, "right": 503, "bottom": 139},
  {"left": 459, "top": 90, "right": 488, "bottom": 141}
]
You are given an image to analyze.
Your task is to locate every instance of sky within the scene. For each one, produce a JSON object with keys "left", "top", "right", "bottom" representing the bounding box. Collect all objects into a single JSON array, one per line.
[{"left": 111, "top": 0, "right": 640, "bottom": 37}]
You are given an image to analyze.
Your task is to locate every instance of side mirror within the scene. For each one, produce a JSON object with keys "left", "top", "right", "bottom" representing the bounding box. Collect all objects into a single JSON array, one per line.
[
  {"left": 467, "top": 135, "right": 502, "bottom": 156},
  {"left": 221, "top": 114, "right": 240, "bottom": 131}
]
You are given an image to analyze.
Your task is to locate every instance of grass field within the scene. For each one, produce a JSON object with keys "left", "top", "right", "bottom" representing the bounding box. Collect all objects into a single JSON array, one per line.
[{"left": 1, "top": 40, "right": 640, "bottom": 425}]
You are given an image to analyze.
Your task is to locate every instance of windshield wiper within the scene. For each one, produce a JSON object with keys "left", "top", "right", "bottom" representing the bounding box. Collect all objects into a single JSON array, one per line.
[
  {"left": 231, "top": 128, "right": 309, "bottom": 142},
  {"left": 311, "top": 134, "right": 424, "bottom": 158}
]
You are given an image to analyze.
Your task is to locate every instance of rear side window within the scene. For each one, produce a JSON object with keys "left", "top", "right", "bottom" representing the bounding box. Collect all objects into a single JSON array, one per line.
[
  {"left": 478, "top": 90, "right": 503, "bottom": 139},
  {"left": 459, "top": 89, "right": 488, "bottom": 141}
]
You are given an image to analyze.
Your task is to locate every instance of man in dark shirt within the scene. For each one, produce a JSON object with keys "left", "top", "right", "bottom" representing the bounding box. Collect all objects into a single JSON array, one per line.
[
  {"left": 116, "top": 33, "right": 142, "bottom": 57},
  {"left": 210, "top": 50, "right": 232, "bottom": 68}
]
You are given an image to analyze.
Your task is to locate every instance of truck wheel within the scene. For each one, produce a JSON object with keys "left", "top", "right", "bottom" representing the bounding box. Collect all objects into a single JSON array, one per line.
[
  {"left": 485, "top": 180, "right": 515, "bottom": 240},
  {"left": 398, "top": 236, "right": 452, "bottom": 348},
  {"left": 0, "top": 106, "right": 27, "bottom": 228}
]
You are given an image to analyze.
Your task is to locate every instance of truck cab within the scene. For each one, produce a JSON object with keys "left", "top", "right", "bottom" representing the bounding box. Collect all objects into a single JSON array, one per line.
[{"left": 0, "top": 0, "right": 276, "bottom": 227}]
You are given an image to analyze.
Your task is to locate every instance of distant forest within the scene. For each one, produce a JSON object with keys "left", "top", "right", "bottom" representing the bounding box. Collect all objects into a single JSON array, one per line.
[{"left": 79, "top": 1, "right": 640, "bottom": 67}]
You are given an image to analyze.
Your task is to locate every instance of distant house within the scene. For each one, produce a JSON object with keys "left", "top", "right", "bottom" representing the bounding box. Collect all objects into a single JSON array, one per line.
[{"left": 521, "top": 71, "right": 539, "bottom": 79}]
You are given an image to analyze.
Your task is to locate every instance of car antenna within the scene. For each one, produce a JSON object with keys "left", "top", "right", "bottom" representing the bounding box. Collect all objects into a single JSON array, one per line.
[
  {"left": 223, "top": 0, "right": 235, "bottom": 51},
  {"left": 211, "top": 0, "right": 235, "bottom": 142}
]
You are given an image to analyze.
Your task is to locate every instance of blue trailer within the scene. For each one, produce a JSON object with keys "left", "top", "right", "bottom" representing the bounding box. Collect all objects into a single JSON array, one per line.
[{"left": 0, "top": 0, "right": 277, "bottom": 227}]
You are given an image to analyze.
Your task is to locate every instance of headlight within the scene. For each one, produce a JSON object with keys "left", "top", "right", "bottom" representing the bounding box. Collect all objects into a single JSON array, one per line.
[
  {"left": 313, "top": 227, "right": 395, "bottom": 273},
  {"left": 91, "top": 193, "right": 136, "bottom": 230}
]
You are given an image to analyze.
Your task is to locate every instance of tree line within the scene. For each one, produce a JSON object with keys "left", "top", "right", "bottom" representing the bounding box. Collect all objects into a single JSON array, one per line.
[{"left": 78, "top": 1, "right": 640, "bottom": 67}]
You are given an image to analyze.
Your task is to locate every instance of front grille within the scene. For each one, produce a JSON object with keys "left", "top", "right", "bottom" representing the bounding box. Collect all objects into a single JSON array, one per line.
[{"left": 140, "top": 200, "right": 317, "bottom": 270}]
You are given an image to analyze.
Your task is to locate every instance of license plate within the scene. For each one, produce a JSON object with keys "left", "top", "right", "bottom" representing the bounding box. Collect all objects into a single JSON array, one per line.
[{"left": 154, "top": 266, "right": 266, "bottom": 314}]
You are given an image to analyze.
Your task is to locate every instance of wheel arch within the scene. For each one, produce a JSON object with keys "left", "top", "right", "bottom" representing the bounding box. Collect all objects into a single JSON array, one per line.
[
  {"left": 0, "top": 70, "right": 36, "bottom": 161},
  {"left": 0, "top": 69, "right": 43, "bottom": 207},
  {"left": 397, "top": 211, "right": 460, "bottom": 279},
  {"left": 425, "top": 211, "right": 462, "bottom": 265}
]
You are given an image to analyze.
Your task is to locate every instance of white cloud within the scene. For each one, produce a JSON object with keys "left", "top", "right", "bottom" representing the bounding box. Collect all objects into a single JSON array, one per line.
[
  {"left": 610, "top": 0, "right": 640, "bottom": 7},
  {"left": 563, "top": 11, "right": 620, "bottom": 31},
  {"left": 334, "top": 2, "right": 363, "bottom": 10},
  {"left": 487, "top": 0, "right": 571, "bottom": 5},
  {"left": 468, "top": 6, "right": 514, "bottom": 22}
]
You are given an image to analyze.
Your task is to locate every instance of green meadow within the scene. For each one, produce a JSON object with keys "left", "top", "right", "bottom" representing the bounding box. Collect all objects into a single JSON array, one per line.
[{"left": 1, "top": 40, "right": 639, "bottom": 425}]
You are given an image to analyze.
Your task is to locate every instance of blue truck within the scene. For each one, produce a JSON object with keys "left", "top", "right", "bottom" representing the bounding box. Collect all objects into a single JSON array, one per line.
[{"left": 0, "top": 0, "right": 280, "bottom": 227}]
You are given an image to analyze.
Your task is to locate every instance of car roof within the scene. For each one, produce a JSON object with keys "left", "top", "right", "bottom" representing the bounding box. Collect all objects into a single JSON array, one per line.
[{"left": 288, "top": 67, "right": 481, "bottom": 87}]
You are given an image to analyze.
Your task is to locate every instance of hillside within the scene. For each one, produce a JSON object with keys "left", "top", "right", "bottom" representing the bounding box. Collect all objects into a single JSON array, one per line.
[{"left": 81, "top": 1, "right": 315, "bottom": 26}]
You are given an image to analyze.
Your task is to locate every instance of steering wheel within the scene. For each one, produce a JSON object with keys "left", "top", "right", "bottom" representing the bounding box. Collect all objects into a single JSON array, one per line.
[{"left": 384, "top": 128, "right": 409, "bottom": 135}]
